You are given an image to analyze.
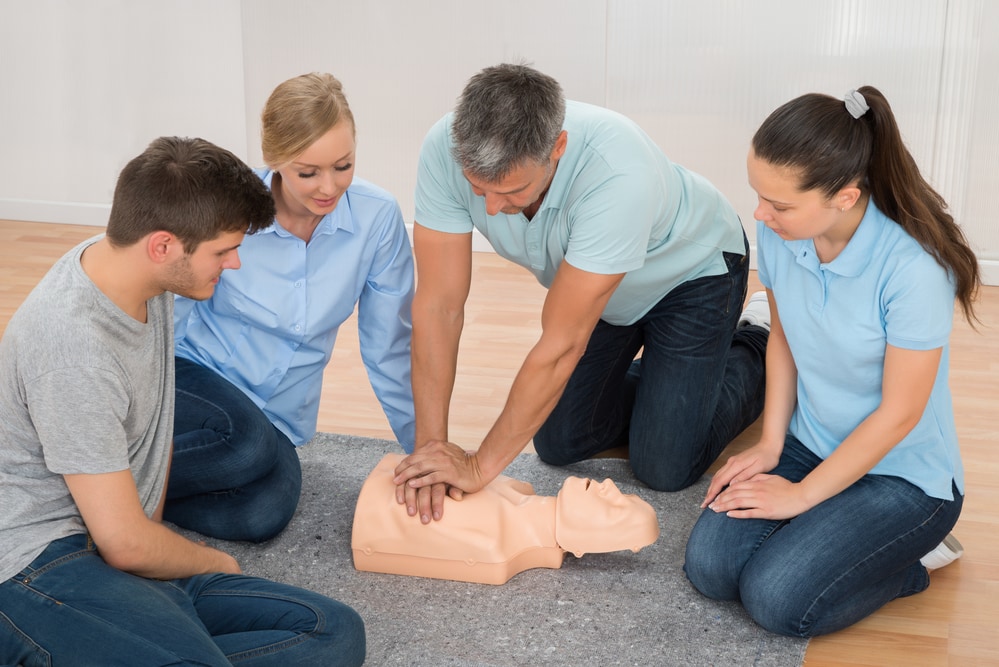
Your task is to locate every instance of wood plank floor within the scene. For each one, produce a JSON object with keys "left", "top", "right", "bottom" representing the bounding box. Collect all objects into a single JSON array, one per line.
[{"left": 2, "top": 219, "right": 996, "bottom": 665}]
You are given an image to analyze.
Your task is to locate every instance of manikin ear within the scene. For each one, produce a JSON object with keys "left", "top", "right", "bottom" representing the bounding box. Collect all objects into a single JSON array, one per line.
[
  {"left": 834, "top": 184, "right": 863, "bottom": 212},
  {"left": 146, "top": 231, "right": 183, "bottom": 264}
]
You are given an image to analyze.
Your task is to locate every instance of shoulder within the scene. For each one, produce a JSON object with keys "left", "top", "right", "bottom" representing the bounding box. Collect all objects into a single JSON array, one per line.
[
  {"left": 869, "top": 206, "right": 949, "bottom": 283},
  {"left": 345, "top": 177, "right": 405, "bottom": 230},
  {"left": 347, "top": 177, "right": 400, "bottom": 206}
]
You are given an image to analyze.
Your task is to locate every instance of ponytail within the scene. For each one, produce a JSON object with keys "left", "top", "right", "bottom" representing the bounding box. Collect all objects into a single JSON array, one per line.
[{"left": 752, "top": 86, "right": 980, "bottom": 324}]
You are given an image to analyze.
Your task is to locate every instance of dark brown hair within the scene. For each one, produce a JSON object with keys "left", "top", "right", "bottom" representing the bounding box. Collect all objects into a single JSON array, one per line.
[
  {"left": 752, "top": 86, "right": 980, "bottom": 323},
  {"left": 107, "top": 136, "right": 274, "bottom": 253}
]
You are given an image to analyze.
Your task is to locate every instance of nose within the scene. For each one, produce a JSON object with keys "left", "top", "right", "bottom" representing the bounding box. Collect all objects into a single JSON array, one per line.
[
  {"left": 483, "top": 192, "right": 504, "bottom": 216},
  {"left": 318, "top": 170, "right": 337, "bottom": 196},
  {"left": 223, "top": 249, "right": 241, "bottom": 271},
  {"left": 753, "top": 200, "right": 770, "bottom": 222}
]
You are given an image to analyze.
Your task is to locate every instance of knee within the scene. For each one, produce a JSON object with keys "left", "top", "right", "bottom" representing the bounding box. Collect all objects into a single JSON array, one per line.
[
  {"left": 319, "top": 602, "right": 366, "bottom": 666},
  {"left": 740, "top": 575, "right": 813, "bottom": 637},
  {"left": 533, "top": 437, "right": 577, "bottom": 467},
  {"left": 631, "top": 458, "right": 700, "bottom": 492},
  {"left": 683, "top": 541, "right": 739, "bottom": 601}
]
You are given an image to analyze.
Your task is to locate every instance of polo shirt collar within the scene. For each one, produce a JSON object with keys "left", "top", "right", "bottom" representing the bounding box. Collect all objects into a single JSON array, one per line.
[{"left": 820, "top": 199, "right": 884, "bottom": 277}]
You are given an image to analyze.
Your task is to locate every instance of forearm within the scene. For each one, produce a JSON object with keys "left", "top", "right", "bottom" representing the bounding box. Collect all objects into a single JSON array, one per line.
[
  {"left": 475, "top": 340, "right": 583, "bottom": 482},
  {"left": 758, "top": 321, "right": 797, "bottom": 450},
  {"left": 99, "top": 519, "right": 239, "bottom": 579},
  {"left": 796, "top": 409, "right": 917, "bottom": 508},
  {"left": 411, "top": 301, "right": 463, "bottom": 447}
]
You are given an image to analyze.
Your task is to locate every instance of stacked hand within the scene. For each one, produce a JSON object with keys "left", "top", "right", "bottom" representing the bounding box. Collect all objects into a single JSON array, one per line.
[{"left": 393, "top": 440, "right": 484, "bottom": 523}]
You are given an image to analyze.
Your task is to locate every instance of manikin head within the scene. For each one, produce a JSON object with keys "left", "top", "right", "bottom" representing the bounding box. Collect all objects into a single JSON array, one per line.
[{"left": 555, "top": 477, "right": 659, "bottom": 558}]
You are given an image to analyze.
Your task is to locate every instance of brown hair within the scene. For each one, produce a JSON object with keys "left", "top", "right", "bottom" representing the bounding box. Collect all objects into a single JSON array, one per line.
[
  {"left": 261, "top": 72, "right": 355, "bottom": 169},
  {"left": 752, "top": 86, "right": 980, "bottom": 323},
  {"left": 107, "top": 136, "right": 274, "bottom": 253}
]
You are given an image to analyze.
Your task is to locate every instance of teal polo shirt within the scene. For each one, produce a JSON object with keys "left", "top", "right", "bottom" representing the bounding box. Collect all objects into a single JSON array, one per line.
[
  {"left": 414, "top": 101, "right": 745, "bottom": 326},
  {"left": 756, "top": 202, "right": 964, "bottom": 500}
]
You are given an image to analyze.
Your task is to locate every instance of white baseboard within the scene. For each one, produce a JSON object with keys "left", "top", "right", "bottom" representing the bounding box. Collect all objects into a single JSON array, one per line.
[{"left": 0, "top": 199, "right": 110, "bottom": 227}]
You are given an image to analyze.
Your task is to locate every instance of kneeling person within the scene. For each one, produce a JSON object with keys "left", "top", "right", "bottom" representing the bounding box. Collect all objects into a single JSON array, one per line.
[{"left": 0, "top": 137, "right": 365, "bottom": 666}]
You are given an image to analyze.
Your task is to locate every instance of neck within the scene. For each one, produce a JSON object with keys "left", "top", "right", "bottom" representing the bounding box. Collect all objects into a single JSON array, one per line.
[
  {"left": 814, "top": 193, "right": 870, "bottom": 263},
  {"left": 272, "top": 174, "right": 322, "bottom": 242},
  {"left": 523, "top": 158, "right": 559, "bottom": 221},
  {"left": 80, "top": 239, "right": 157, "bottom": 322}
]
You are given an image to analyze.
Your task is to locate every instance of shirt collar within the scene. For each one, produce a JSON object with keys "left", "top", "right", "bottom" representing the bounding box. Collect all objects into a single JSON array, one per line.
[{"left": 819, "top": 199, "right": 886, "bottom": 277}]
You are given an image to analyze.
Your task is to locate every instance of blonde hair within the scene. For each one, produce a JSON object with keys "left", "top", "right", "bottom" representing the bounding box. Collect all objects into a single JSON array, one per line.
[{"left": 260, "top": 72, "right": 355, "bottom": 169}]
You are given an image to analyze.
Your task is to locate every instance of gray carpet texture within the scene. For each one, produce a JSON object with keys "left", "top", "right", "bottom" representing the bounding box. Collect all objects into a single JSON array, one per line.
[{"left": 186, "top": 433, "right": 807, "bottom": 666}]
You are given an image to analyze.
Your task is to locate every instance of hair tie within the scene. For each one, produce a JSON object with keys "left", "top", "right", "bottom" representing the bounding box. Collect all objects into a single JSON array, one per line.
[{"left": 844, "top": 90, "right": 869, "bottom": 119}]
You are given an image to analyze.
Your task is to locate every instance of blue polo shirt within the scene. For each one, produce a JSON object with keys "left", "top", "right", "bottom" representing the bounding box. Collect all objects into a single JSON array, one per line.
[
  {"left": 756, "top": 202, "right": 963, "bottom": 499},
  {"left": 414, "top": 101, "right": 746, "bottom": 326},
  {"left": 175, "top": 170, "right": 416, "bottom": 451}
]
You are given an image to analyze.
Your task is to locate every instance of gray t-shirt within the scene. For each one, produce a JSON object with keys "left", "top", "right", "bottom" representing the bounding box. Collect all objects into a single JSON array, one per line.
[{"left": 0, "top": 238, "right": 173, "bottom": 582}]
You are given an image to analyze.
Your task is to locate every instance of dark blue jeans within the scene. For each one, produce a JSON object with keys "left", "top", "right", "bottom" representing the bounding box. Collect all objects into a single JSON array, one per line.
[
  {"left": 166, "top": 357, "right": 302, "bottom": 542},
  {"left": 533, "top": 244, "right": 767, "bottom": 491},
  {"left": 683, "top": 435, "right": 963, "bottom": 637},
  {"left": 0, "top": 534, "right": 365, "bottom": 666}
]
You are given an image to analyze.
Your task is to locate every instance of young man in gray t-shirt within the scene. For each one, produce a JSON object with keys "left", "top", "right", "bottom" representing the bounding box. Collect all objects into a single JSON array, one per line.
[{"left": 0, "top": 137, "right": 365, "bottom": 666}]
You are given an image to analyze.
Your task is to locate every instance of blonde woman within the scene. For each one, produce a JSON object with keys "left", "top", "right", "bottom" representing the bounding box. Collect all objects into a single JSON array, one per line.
[{"left": 167, "top": 73, "right": 415, "bottom": 542}]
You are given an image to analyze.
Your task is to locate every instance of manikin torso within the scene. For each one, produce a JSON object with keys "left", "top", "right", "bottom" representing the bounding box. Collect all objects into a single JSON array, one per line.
[{"left": 351, "top": 454, "right": 659, "bottom": 585}]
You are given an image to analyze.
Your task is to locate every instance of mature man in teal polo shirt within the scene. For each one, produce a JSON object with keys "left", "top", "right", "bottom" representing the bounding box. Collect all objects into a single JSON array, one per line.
[{"left": 393, "top": 63, "right": 769, "bottom": 523}]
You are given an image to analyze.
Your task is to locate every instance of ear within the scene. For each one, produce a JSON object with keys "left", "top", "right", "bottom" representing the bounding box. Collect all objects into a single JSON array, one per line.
[
  {"left": 146, "top": 231, "right": 182, "bottom": 264},
  {"left": 551, "top": 130, "right": 568, "bottom": 161},
  {"left": 835, "top": 184, "right": 863, "bottom": 211}
]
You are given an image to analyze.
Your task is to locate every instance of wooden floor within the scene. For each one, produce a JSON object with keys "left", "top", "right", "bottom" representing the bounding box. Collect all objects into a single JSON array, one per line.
[{"left": 2, "top": 219, "right": 996, "bottom": 665}]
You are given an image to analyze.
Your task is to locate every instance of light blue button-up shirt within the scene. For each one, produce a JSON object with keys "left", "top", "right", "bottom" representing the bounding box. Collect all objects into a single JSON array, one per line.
[
  {"left": 415, "top": 101, "right": 746, "bottom": 326},
  {"left": 757, "top": 201, "right": 963, "bottom": 499},
  {"left": 175, "top": 170, "right": 415, "bottom": 451}
]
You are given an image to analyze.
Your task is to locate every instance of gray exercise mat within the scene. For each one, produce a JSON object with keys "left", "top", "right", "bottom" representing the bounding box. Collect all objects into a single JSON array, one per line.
[{"left": 182, "top": 433, "right": 807, "bottom": 666}]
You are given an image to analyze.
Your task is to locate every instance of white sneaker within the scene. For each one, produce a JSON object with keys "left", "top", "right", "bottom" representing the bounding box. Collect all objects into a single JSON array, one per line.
[
  {"left": 920, "top": 533, "right": 964, "bottom": 570},
  {"left": 738, "top": 291, "right": 770, "bottom": 332}
]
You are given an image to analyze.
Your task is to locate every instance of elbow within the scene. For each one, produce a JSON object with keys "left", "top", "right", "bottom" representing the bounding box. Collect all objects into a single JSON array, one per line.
[{"left": 93, "top": 533, "right": 149, "bottom": 574}]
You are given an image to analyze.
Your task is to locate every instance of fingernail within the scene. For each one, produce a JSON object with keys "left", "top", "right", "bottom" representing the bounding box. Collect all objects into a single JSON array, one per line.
[{"left": 421, "top": 514, "right": 430, "bottom": 524}]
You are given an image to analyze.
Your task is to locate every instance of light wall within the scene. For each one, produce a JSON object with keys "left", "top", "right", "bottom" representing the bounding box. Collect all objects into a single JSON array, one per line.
[{"left": 1, "top": 0, "right": 996, "bottom": 283}]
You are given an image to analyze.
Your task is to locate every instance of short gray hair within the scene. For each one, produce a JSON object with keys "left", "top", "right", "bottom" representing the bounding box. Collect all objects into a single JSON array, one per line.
[{"left": 451, "top": 64, "right": 565, "bottom": 182}]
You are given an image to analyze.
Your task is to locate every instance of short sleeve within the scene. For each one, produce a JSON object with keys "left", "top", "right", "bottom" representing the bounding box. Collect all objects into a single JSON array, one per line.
[{"left": 414, "top": 116, "right": 475, "bottom": 234}]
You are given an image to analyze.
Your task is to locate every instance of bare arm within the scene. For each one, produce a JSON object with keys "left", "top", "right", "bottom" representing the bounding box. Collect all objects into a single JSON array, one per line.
[
  {"left": 64, "top": 469, "right": 241, "bottom": 579},
  {"left": 710, "top": 343, "right": 942, "bottom": 519},
  {"left": 395, "top": 259, "right": 624, "bottom": 516},
  {"left": 703, "top": 290, "right": 795, "bottom": 505},
  {"left": 474, "top": 262, "right": 624, "bottom": 481},
  {"left": 410, "top": 223, "right": 472, "bottom": 449}
]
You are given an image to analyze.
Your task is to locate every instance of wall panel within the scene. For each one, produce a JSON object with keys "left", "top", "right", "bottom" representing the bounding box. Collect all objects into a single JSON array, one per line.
[
  {"left": 0, "top": 0, "right": 995, "bottom": 281},
  {"left": 0, "top": 0, "right": 247, "bottom": 225}
]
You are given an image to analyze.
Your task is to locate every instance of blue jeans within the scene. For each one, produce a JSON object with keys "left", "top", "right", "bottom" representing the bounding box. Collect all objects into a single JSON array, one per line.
[
  {"left": 683, "top": 435, "right": 964, "bottom": 637},
  {"left": 533, "top": 242, "right": 767, "bottom": 491},
  {"left": 166, "top": 357, "right": 302, "bottom": 542},
  {"left": 0, "top": 534, "right": 365, "bottom": 666}
]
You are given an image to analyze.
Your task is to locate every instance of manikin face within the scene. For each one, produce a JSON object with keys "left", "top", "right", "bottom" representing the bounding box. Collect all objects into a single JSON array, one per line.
[
  {"left": 164, "top": 230, "right": 244, "bottom": 301},
  {"left": 276, "top": 121, "right": 356, "bottom": 218},
  {"left": 746, "top": 150, "right": 846, "bottom": 242},
  {"left": 555, "top": 477, "right": 659, "bottom": 557}
]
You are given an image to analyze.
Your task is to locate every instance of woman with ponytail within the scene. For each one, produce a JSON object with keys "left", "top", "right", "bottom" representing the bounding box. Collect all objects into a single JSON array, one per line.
[{"left": 684, "top": 86, "right": 980, "bottom": 636}]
